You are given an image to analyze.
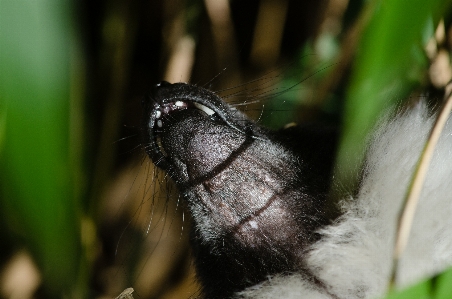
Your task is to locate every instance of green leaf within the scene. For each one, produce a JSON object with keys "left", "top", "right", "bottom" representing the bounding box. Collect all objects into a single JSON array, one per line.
[
  {"left": 381, "top": 266, "right": 452, "bottom": 299},
  {"left": 0, "top": 1, "right": 83, "bottom": 297},
  {"left": 385, "top": 279, "right": 431, "bottom": 299},
  {"left": 334, "top": 0, "right": 452, "bottom": 190},
  {"left": 433, "top": 267, "right": 452, "bottom": 299}
]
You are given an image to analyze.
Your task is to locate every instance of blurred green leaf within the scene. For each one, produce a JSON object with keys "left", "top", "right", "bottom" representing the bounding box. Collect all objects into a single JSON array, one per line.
[
  {"left": 385, "top": 279, "right": 431, "bottom": 299},
  {"left": 433, "top": 267, "right": 452, "bottom": 299},
  {"left": 0, "top": 0, "right": 83, "bottom": 297},
  {"left": 0, "top": 105, "right": 5, "bottom": 153},
  {"left": 263, "top": 38, "right": 341, "bottom": 129},
  {"left": 381, "top": 266, "right": 452, "bottom": 299},
  {"left": 335, "top": 0, "right": 452, "bottom": 189}
]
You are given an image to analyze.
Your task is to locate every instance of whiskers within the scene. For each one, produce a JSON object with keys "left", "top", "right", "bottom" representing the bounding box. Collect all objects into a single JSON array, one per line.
[
  {"left": 98, "top": 152, "right": 191, "bottom": 297},
  {"left": 197, "top": 61, "right": 337, "bottom": 128}
]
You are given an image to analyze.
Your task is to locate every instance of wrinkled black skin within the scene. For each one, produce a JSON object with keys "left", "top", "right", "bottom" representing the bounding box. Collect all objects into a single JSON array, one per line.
[{"left": 142, "top": 82, "right": 337, "bottom": 298}]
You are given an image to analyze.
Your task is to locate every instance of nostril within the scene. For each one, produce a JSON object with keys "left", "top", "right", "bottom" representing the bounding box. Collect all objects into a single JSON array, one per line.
[
  {"left": 153, "top": 81, "right": 171, "bottom": 92},
  {"left": 150, "top": 81, "right": 173, "bottom": 99},
  {"left": 156, "top": 81, "right": 171, "bottom": 88}
]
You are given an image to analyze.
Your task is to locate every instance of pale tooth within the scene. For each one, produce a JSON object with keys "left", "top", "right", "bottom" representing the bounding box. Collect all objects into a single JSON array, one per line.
[
  {"left": 157, "top": 120, "right": 163, "bottom": 127},
  {"left": 175, "top": 101, "right": 184, "bottom": 107},
  {"left": 155, "top": 110, "right": 161, "bottom": 118},
  {"left": 193, "top": 102, "right": 215, "bottom": 115}
]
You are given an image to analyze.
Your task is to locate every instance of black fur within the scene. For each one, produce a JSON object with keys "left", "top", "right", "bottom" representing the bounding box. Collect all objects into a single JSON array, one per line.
[{"left": 142, "top": 82, "right": 337, "bottom": 298}]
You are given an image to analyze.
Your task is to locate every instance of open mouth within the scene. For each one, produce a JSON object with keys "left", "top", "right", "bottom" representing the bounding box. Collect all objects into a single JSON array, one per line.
[
  {"left": 142, "top": 81, "right": 247, "bottom": 171},
  {"left": 152, "top": 100, "right": 216, "bottom": 159},
  {"left": 153, "top": 100, "right": 216, "bottom": 131}
]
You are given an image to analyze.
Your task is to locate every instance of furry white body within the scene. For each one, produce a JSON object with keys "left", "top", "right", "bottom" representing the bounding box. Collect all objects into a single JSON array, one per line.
[{"left": 237, "top": 105, "right": 452, "bottom": 298}]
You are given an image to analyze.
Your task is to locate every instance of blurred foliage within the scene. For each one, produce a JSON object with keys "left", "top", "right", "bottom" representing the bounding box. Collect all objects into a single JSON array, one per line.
[
  {"left": 0, "top": 0, "right": 85, "bottom": 298},
  {"left": 385, "top": 266, "right": 452, "bottom": 299},
  {"left": 1, "top": 0, "right": 452, "bottom": 298},
  {"left": 337, "top": 0, "right": 452, "bottom": 189}
]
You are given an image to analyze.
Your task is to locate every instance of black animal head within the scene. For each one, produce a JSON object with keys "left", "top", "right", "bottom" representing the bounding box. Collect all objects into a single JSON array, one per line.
[{"left": 142, "top": 82, "right": 337, "bottom": 298}]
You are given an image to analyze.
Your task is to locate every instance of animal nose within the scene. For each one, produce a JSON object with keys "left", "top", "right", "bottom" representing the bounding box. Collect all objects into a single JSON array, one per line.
[
  {"left": 151, "top": 81, "right": 172, "bottom": 96},
  {"left": 142, "top": 81, "right": 173, "bottom": 107}
]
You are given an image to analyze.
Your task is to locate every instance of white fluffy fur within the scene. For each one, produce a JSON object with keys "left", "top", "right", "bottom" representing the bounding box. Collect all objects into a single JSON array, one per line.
[{"left": 237, "top": 104, "right": 452, "bottom": 298}]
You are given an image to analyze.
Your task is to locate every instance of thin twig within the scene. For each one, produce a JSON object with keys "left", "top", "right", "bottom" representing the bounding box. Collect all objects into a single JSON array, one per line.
[
  {"left": 390, "top": 82, "right": 452, "bottom": 289},
  {"left": 115, "top": 287, "right": 134, "bottom": 299}
]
